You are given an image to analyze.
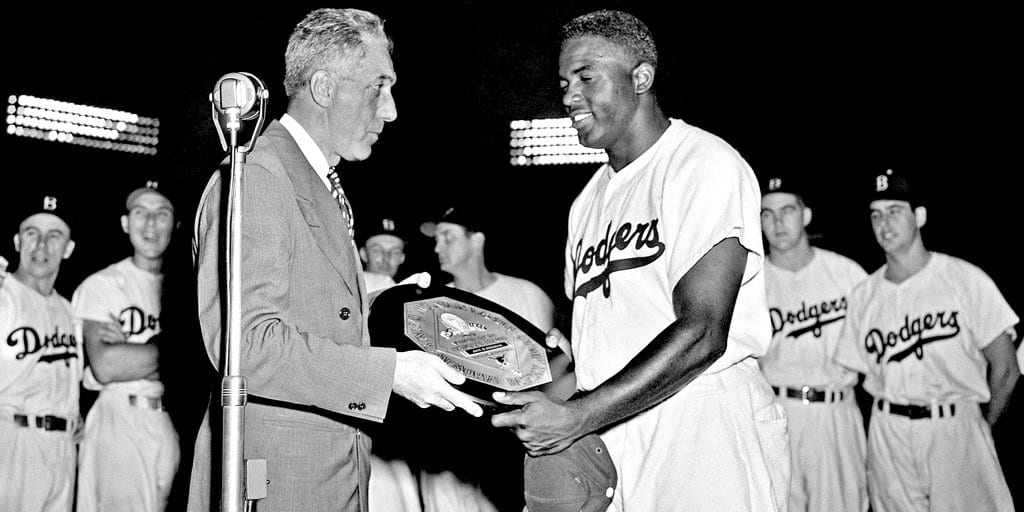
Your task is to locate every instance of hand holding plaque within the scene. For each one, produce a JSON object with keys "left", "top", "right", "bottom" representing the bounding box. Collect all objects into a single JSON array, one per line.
[{"left": 369, "top": 282, "right": 554, "bottom": 410}]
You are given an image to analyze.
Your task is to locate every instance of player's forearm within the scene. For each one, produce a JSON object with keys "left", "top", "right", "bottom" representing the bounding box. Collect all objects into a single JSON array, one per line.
[
  {"left": 572, "top": 318, "right": 726, "bottom": 434},
  {"left": 90, "top": 342, "right": 160, "bottom": 384},
  {"left": 985, "top": 366, "right": 1017, "bottom": 426}
]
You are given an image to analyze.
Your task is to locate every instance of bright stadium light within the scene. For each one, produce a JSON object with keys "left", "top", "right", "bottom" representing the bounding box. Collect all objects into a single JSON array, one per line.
[{"left": 5, "top": 94, "right": 160, "bottom": 155}]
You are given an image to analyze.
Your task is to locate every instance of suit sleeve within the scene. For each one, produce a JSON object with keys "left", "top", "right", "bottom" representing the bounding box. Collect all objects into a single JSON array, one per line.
[{"left": 196, "top": 164, "right": 396, "bottom": 422}]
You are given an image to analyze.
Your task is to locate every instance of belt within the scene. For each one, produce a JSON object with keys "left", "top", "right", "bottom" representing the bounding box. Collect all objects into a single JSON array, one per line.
[
  {"left": 772, "top": 385, "right": 847, "bottom": 404},
  {"left": 877, "top": 400, "right": 956, "bottom": 420},
  {"left": 128, "top": 394, "right": 164, "bottom": 411},
  {"left": 10, "top": 413, "right": 71, "bottom": 432}
]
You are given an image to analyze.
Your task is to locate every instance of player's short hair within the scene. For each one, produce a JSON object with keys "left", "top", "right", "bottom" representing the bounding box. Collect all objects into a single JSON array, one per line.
[
  {"left": 283, "top": 8, "right": 392, "bottom": 98},
  {"left": 560, "top": 10, "right": 658, "bottom": 69}
]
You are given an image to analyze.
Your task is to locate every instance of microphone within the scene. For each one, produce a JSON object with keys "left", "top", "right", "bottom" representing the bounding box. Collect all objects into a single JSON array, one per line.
[{"left": 210, "top": 72, "right": 268, "bottom": 152}]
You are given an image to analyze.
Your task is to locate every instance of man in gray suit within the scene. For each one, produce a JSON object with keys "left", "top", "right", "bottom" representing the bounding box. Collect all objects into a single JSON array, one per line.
[{"left": 188, "top": 8, "right": 483, "bottom": 511}]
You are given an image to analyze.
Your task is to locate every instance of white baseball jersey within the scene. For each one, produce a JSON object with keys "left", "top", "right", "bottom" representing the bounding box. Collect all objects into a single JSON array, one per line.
[
  {"left": 475, "top": 273, "right": 554, "bottom": 332},
  {"left": 834, "top": 252, "right": 1018, "bottom": 403},
  {"left": 834, "top": 252, "right": 1018, "bottom": 512},
  {"left": 761, "top": 248, "right": 867, "bottom": 388},
  {"left": 762, "top": 248, "right": 869, "bottom": 512},
  {"left": 1, "top": 274, "right": 81, "bottom": 512},
  {"left": 565, "top": 119, "right": 787, "bottom": 511},
  {"left": 72, "top": 257, "right": 179, "bottom": 512}
]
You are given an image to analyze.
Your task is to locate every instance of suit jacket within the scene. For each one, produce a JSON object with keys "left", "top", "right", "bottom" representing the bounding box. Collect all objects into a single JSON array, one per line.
[{"left": 187, "top": 120, "right": 396, "bottom": 511}]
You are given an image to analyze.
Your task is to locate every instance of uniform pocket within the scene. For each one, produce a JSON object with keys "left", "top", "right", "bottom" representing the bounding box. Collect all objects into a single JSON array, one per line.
[{"left": 753, "top": 399, "right": 790, "bottom": 512}]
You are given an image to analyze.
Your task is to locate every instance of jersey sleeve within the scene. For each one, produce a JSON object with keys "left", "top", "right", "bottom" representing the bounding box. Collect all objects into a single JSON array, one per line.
[
  {"left": 833, "top": 285, "right": 869, "bottom": 374},
  {"left": 71, "top": 273, "right": 120, "bottom": 323},
  {"left": 961, "top": 263, "right": 1019, "bottom": 350},
  {"left": 661, "top": 141, "right": 764, "bottom": 288}
]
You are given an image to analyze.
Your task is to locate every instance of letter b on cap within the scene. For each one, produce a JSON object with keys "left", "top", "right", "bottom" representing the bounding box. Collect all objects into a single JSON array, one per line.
[
  {"left": 43, "top": 196, "right": 58, "bottom": 211},
  {"left": 875, "top": 175, "right": 889, "bottom": 192}
]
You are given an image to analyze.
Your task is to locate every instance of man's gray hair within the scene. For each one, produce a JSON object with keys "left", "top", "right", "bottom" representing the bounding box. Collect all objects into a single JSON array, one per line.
[{"left": 283, "top": 8, "right": 392, "bottom": 98}]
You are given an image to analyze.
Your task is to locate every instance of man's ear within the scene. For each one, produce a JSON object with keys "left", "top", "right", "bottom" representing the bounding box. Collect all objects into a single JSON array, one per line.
[
  {"left": 13, "top": 234, "right": 20, "bottom": 253},
  {"left": 470, "top": 231, "right": 486, "bottom": 249},
  {"left": 121, "top": 215, "right": 129, "bottom": 234},
  {"left": 914, "top": 206, "right": 927, "bottom": 228},
  {"left": 802, "top": 207, "right": 813, "bottom": 228},
  {"left": 633, "top": 63, "right": 656, "bottom": 95},
  {"left": 359, "top": 247, "right": 368, "bottom": 264},
  {"left": 309, "top": 69, "right": 335, "bottom": 108},
  {"left": 63, "top": 240, "right": 76, "bottom": 260}
]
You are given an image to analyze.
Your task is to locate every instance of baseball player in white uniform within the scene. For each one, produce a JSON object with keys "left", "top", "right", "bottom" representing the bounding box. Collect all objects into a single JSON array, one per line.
[
  {"left": 492, "top": 10, "right": 789, "bottom": 511},
  {"left": 759, "top": 175, "right": 868, "bottom": 511},
  {"left": 1, "top": 193, "right": 82, "bottom": 512},
  {"left": 73, "top": 183, "right": 180, "bottom": 512},
  {"left": 360, "top": 214, "right": 408, "bottom": 295},
  {"left": 834, "top": 169, "right": 1019, "bottom": 512}
]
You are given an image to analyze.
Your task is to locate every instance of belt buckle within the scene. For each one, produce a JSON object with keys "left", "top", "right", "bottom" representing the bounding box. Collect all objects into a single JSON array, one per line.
[
  {"left": 800, "top": 385, "right": 811, "bottom": 405},
  {"left": 39, "top": 415, "right": 66, "bottom": 431}
]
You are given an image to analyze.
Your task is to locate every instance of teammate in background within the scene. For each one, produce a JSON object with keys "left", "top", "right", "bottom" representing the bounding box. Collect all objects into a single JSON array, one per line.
[
  {"left": 422, "top": 201, "right": 556, "bottom": 333},
  {"left": 360, "top": 214, "right": 408, "bottom": 294},
  {"left": 492, "top": 10, "right": 789, "bottom": 510},
  {"left": 1, "top": 193, "right": 82, "bottom": 512},
  {"left": 834, "top": 168, "right": 1019, "bottom": 512},
  {"left": 418, "top": 200, "right": 563, "bottom": 511},
  {"left": 358, "top": 214, "right": 425, "bottom": 512},
  {"left": 759, "top": 175, "right": 868, "bottom": 511},
  {"left": 73, "top": 182, "right": 180, "bottom": 512}
]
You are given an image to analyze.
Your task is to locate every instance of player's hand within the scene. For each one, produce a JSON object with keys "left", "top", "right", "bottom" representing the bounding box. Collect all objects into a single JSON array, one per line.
[
  {"left": 393, "top": 351, "right": 484, "bottom": 418},
  {"left": 490, "top": 390, "right": 586, "bottom": 456},
  {"left": 82, "top": 319, "right": 128, "bottom": 344},
  {"left": 545, "top": 327, "right": 572, "bottom": 362}
]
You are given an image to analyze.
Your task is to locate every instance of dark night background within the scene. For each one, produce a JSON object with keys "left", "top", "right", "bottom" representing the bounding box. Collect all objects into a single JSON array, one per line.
[{"left": 2, "top": 0, "right": 1021, "bottom": 508}]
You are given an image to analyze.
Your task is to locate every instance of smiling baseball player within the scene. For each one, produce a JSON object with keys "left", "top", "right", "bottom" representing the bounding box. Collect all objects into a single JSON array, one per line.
[
  {"left": 834, "top": 169, "right": 1018, "bottom": 512},
  {"left": 1, "top": 192, "right": 82, "bottom": 512},
  {"left": 73, "top": 182, "right": 180, "bottom": 512}
]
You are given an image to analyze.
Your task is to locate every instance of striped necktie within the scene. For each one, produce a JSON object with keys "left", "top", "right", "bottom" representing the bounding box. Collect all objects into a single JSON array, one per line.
[{"left": 326, "top": 167, "right": 355, "bottom": 242}]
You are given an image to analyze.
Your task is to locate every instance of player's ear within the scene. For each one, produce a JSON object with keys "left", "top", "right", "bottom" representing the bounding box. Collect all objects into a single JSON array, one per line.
[
  {"left": 63, "top": 240, "right": 76, "bottom": 260},
  {"left": 802, "top": 207, "right": 813, "bottom": 227},
  {"left": 13, "top": 234, "right": 20, "bottom": 252},
  {"left": 632, "top": 62, "right": 656, "bottom": 95},
  {"left": 120, "top": 215, "right": 129, "bottom": 234},
  {"left": 470, "top": 231, "right": 486, "bottom": 249},
  {"left": 310, "top": 69, "right": 335, "bottom": 108},
  {"left": 914, "top": 206, "right": 927, "bottom": 228},
  {"left": 359, "top": 247, "right": 368, "bottom": 264}
]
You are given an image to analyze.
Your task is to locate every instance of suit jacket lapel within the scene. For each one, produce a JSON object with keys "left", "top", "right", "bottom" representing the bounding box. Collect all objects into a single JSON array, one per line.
[{"left": 265, "top": 122, "right": 361, "bottom": 299}]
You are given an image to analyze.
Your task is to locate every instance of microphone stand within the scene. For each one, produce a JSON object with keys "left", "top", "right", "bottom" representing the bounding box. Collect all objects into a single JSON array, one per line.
[{"left": 210, "top": 72, "right": 268, "bottom": 512}]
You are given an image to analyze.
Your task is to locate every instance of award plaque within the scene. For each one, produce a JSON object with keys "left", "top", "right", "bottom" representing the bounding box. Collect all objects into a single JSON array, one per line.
[{"left": 369, "top": 282, "right": 553, "bottom": 408}]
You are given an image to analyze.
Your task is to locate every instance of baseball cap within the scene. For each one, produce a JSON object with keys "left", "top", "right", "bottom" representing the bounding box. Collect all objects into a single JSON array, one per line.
[
  {"left": 760, "top": 173, "right": 806, "bottom": 201},
  {"left": 358, "top": 214, "right": 407, "bottom": 246},
  {"left": 523, "top": 433, "right": 617, "bottom": 512},
  {"left": 419, "top": 199, "right": 490, "bottom": 238},
  {"left": 125, "top": 179, "right": 174, "bottom": 212},
  {"left": 13, "top": 191, "right": 76, "bottom": 230},
  {"left": 869, "top": 168, "right": 919, "bottom": 205}
]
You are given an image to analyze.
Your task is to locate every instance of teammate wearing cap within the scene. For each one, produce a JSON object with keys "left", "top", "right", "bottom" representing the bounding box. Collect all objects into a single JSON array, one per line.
[
  {"left": 759, "top": 175, "right": 868, "bottom": 511},
  {"left": 73, "top": 183, "right": 180, "bottom": 512},
  {"left": 1, "top": 194, "right": 82, "bottom": 512},
  {"left": 359, "top": 215, "right": 408, "bottom": 294},
  {"left": 422, "top": 202, "right": 556, "bottom": 334},
  {"left": 419, "top": 201, "right": 564, "bottom": 511},
  {"left": 492, "top": 10, "right": 789, "bottom": 511},
  {"left": 834, "top": 169, "right": 1018, "bottom": 512}
]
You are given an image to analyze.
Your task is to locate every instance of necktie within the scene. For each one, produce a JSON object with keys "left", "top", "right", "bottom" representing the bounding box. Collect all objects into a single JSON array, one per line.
[{"left": 326, "top": 167, "right": 355, "bottom": 242}]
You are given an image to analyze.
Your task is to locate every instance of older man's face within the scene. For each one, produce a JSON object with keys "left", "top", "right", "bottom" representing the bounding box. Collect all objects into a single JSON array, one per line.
[{"left": 326, "top": 34, "right": 398, "bottom": 163}]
